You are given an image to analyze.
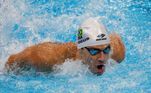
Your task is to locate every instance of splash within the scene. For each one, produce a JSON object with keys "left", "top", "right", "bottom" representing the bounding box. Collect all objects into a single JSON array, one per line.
[
  {"left": 53, "top": 59, "right": 91, "bottom": 77},
  {"left": 0, "top": 0, "right": 150, "bottom": 93}
]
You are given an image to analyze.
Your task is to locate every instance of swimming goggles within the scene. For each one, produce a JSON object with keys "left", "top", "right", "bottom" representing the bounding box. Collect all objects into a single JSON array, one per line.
[{"left": 85, "top": 45, "right": 111, "bottom": 56}]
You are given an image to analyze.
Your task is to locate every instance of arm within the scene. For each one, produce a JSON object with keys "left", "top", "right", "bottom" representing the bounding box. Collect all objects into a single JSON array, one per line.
[{"left": 109, "top": 33, "right": 125, "bottom": 63}]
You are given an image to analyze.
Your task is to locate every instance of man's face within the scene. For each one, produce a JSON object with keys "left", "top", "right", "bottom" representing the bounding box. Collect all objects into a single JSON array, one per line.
[{"left": 80, "top": 44, "right": 111, "bottom": 75}]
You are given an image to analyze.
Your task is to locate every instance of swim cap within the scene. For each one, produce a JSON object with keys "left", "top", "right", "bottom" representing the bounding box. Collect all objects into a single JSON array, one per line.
[{"left": 77, "top": 18, "right": 110, "bottom": 49}]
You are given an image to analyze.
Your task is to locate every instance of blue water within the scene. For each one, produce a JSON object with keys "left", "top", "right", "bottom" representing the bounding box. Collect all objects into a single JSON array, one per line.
[{"left": 0, "top": 0, "right": 151, "bottom": 93}]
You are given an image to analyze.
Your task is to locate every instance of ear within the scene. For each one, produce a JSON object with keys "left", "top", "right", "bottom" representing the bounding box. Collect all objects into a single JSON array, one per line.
[{"left": 109, "top": 33, "right": 125, "bottom": 63}]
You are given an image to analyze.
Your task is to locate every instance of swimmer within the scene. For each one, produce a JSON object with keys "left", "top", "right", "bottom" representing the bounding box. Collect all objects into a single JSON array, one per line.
[{"left": 5, "top": 18, "right": 125, "bottom": 75}]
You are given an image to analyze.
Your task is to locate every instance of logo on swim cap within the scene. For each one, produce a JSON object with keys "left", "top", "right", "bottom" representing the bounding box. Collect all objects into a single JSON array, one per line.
[
  {"left": 78, "top": 28, "right": 83, "bottom": 39},
  {"left": 78, "top": 28, "right": 90, "bottom": 44},
  {"left": 77, "top": 18, "right": 110, "bottom": 49},
  {"left": 96, "top": 34, "right": 107, "bottom": 41}
]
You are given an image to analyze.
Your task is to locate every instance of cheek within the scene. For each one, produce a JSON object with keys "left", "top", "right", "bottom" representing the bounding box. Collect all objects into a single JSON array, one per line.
[
  {"left": 83, "top": 56, "right": 97, "bottom": 66},
  {"left": 90, "top": 55, "right": 98, "bottom": 60},
  {"left": 85, "top": 56, "right": 94, "bottom": 63},
  {"left": 102, "top": 55, "right": 109, "bottom": 61},
  {"left": 88, "top": 56, "right": 98, "bottom": 63},
  {"left": 106, "top": 54, "right": 110, "bottom": 59}
]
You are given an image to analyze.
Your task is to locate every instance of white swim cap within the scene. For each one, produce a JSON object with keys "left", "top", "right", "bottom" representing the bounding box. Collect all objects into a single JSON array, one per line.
[{"left": 77, "top": 18, "right": 110, "bottom": 49}]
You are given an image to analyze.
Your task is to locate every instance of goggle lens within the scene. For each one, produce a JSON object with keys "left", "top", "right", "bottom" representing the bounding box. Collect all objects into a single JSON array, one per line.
[{"left": 85, "top": 45, "right": 110, "bottom": 55}]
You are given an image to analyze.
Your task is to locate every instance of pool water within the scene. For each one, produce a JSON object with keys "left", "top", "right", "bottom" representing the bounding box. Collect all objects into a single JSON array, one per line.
[{"left": 0, "top": 0, "right": 151, "bottom": 93}]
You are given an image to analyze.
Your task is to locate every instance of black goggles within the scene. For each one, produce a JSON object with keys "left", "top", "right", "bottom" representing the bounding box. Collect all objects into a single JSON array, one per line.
[{"left": 85, "top": 45, "right": 111, "bottom": 56}]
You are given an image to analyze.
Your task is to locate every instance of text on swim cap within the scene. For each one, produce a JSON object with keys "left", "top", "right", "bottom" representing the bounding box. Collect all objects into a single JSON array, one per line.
[{"left": 78, "top": 37, "right": 90, "bottom": 44}]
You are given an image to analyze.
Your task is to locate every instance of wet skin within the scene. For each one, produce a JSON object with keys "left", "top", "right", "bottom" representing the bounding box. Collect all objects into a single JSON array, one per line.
[
  {"left": 77, "top": 44, "right": 111, "bottom": 75},
  {"left": 5, "top": 33, "right": 125, "bottom": 74}
]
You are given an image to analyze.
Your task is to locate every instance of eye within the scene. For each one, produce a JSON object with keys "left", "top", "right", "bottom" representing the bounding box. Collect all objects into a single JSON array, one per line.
[
  {"left": 89, "top": 49, "right": 100, "bottom": 55},
  {"left": 103, "top": 46, "right": 111, "bottom": 54}
]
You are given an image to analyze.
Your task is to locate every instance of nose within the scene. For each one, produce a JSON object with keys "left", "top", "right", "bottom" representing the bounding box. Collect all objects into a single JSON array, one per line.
[{"left": 97, "top": 52, "right": 106, "bottom": 62}]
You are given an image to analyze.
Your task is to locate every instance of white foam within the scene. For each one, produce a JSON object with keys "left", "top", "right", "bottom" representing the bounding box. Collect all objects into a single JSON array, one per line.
[
  {"left": 105, "top": 58, "right": 119, "bottom": 72},
  {"left": 53, "top": 59, "right": 91, "bottom": 77}
]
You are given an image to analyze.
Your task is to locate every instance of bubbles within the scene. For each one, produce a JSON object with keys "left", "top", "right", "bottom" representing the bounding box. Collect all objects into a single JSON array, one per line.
[
  {"left": 0, "top": 0, "right": 151, "bottom": 93},
  {"left": 53, "top": 59, "right": 91, "bottom": 77},
  {"left": 105, "top": 58, "right": 119, "bottom": 72}
]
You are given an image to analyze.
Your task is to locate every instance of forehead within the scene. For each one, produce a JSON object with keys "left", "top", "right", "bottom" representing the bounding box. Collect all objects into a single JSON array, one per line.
[{"left": 87, "top": 44, "right": 110, "bottom": 49}]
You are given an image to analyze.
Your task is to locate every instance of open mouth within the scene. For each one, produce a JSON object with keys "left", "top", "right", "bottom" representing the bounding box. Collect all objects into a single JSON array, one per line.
[{"left": 96, "top": 64, "right": 105, "bottom": 75}]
